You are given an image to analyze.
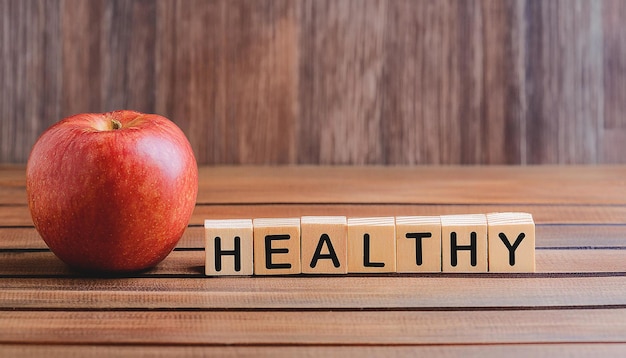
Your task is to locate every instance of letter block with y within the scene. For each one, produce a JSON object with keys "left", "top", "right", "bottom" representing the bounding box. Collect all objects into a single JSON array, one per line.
[
  {"left": 301, "top": 216, "right": 348, "bottom": 274},
  {"left": 205, "top": 219, "right": 254, "bottom": 276},
  {"left": 487, "top": 212, "right": 535, "bottom": 272},
  {"left": 441, "top": 214, "right": 488, "bottom": 273}
]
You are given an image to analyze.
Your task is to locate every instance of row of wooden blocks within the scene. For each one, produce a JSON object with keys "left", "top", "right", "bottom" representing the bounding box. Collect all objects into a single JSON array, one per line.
[{"left": 204, "top": 212, "right": 535, "bottom": 276}]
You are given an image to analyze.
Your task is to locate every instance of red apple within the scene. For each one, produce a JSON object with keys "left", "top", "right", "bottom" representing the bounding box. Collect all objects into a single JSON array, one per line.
[{"left": 26, "top": 110, "right": 198, "bottom": 272}]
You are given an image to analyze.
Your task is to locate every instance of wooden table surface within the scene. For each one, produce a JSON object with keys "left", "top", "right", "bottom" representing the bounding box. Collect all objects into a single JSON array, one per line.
[{"left": 1, "top": 165, "right": 625, "bottom": 356}]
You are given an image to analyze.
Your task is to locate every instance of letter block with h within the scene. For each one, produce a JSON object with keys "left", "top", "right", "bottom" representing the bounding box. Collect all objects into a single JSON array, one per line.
[
  {"left": 441, "top": 214, "right": 488, "bottom": 273},
  {"left": 205, "top": 219, "right": 254, "bottom": 276}
]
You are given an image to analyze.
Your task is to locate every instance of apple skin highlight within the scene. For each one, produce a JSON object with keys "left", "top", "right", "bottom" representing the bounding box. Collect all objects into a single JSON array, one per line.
[{"left": 26, "top": 111, "right": 198, "bottom": 272}]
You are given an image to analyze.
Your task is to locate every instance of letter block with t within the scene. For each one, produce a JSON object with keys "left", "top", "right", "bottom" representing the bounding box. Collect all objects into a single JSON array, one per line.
[
  {"left": 441, "top": 214, "right": 488, "bottom": 272},
  {"left": 487, "top": 212, "right": 535, "bottom": 272},
  {"left": 301, "top": 216, "right": 348, "bottom": 274},
  {"left": 395, "top": 216, "right": 442, "bottom": 273},
  {"left": 253, "top": 218, "right": 301, "bottom": 275},
  {"left": 347, "top": 217, "right": 396, "bottom": 273},
  {"left": 204, "top": 219, "right": 254, "bottom": 276}
]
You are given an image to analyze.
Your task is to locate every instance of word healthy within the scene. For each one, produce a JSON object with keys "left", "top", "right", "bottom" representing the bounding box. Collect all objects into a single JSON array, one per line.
[{"left": 204, "top": 212, "right": 535, "bottom": 276}]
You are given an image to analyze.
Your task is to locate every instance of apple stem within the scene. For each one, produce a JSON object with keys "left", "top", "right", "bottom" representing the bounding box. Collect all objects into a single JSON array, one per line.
[{"left": 111, "top": 119, "right": 122, "bottom": 130}]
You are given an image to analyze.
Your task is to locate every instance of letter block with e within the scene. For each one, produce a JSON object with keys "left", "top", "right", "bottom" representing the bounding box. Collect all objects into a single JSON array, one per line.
[
  {"left": 253, "top": 218, "right": 301, "bottom": 275},
  {"left": 204, "top": 219, "right": 254, "bottom": 276},
  {"left": 487, "top": 212, "right": 535, "bottom": 272}
]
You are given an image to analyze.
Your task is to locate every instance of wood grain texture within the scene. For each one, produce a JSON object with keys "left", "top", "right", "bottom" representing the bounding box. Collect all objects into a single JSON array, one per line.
[
  {"left": 1, "top": 309, "right": 626, "bottom": 345},
  {"left": 2, "top": 344, "right": 626, "bottom": 358},
  {"left": 1, "top": 166, "right": 626, "bottom": 354},
  {"left": 1, "top": 275, "right": 626, "bottom": 310},
  {"left": 4, "top": 202, "right": 626, "bottom": 227},
  {"left": 1, "top": 0, "right": 625, "bottom": 164},
  {"left": 4, "top": 165, "right": 626, "bottom": 206}
]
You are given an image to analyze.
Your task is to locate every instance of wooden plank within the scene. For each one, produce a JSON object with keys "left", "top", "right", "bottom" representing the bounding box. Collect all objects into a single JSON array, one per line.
[
  {"left": 3, "top": 166, "right": 626, "bottom": 205},
  {"left": 194, "top": 166, "right": 626, "bottom": 205},
  {"left": 3, "top": 224, "right": 626, "bottom": 250},
  {"left": 298, "top": 0, "right": 386, "bottom": 164},
  {"left": 0, "top": 276, "right": 625, "bottom": 310},
  {"left": 160, "top": 0, "right": 299, "bottom": 165},
  {"left": 380, "top": 1, "right": 443, "bottom": 164},
  {"left": 0, "top": 227, "right": 206, "bottom": 250},
  {"left": 0, "top": 249, "right": 623, "bottom": 277},
  {"left": 524, "top": 1, "right": 603, "bottom": 164},
  {"left": 480, "top": 0, "right": 525, "bottom": 164},
  {"left": 100, "top": 0, "right": 157, "bottom": 113},
  {"left": 191, "top": 204, "right": 626, "bottom": 225},
  {"left": 1, "top": 309, "right": 625, "bottom": 345},
  {"left": 1, "top": 343, "right": 626, "bottom": 358},
  {"left": 603, "top": 0, "right": 626, "bottom": 131},
  {"left": 0, "top": 0, "right": 55, "bottom": 163},
  {"left": 60, "top": 0, "right": 105, "bottom": 116},
  {"left": 3, "top": 202, "right": 626, "bottom": 227},
  {"left": 0, "top": 1, "right": 622, "bottom": 165},
  {"left": 537, "top": 225, "right": 626, "bottom": 248}
]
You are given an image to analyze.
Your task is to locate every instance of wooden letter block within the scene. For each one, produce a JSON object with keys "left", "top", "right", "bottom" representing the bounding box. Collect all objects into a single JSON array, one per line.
[
  {"left": 395, "top": 216, "right": 442, "bottom": 273},
  {"left": 347, "top": 217, "right": 396, "bottom": 273},
  {"left": 204, "top": 219, "right": 254, "bottom": 276},
  {"left": 487, "top": 212, "right": 536, "bottom": 272},
  {"left": 253, "top": 218, "right": 301, "bottom": 275},
  {"left": 301, "top": 216, "right": 348, "bottom": 274},
  {"left": 441, "top": 214, "right": 488, "bottom": 272}
]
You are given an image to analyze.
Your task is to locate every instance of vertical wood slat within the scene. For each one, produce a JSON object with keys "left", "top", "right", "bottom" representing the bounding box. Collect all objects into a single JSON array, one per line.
[
  {"left": 0, "top": 0, "right": 49, "bottom": 163},
  {"left": 298, "top": 0, "right": 386, "bottom": 164},
  {"left": 0, "top": 0, "right": 620, "bottom": 165},
  {"left": 158, "top": 0, "right": 298, "bottom": 164},
  {"left": 601, "top": 0, "right": 626, "bottom": 163},
  {"left": 524, "top": 0, "right": 604, "bottom": 164}
]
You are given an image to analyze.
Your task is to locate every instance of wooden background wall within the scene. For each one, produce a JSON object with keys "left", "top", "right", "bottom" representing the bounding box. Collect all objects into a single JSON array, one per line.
[{"left": 1, "top": 0, "right": 625, "bottom": 165}]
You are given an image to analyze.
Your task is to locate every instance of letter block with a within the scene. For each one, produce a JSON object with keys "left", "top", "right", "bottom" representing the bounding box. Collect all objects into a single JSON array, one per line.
[
  {"left": 347, "top": 217, "right": 396, "bottom": 273},
  {"left": 301, "top": 216, "right": 348, "bottom": 274},
  {"left": 441, "top": 214, "right": 488, "bottom": 273},
  {"left": 205, "top": 219, "right": 254, "bottom": 276},
  {"left": 395, "top": 216, "right": 442, "bottom": 273},
  {"left": 253, "top": 218, "right": 301, "bottom": 275},
  {"left": 487, "top": 212, "right": 535, "bottom": 272}
]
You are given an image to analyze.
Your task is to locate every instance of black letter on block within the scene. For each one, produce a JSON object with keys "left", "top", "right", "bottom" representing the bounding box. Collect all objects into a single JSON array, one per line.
[
  {"left": 214, "top": 236, "right": 241, "bottom": 272},
  {"left": 405, "top": 232, "right": 432, "bottom": 266},
  {"left": 450, "top": 232, "right": 477, "bottom": 267},
  {"left": 363, "top": 233, "right": 385, "bottom": 267},
  {"left": 310, "top": 234, "right": 341, "bottom": 268},
  {"left": 265, "top": 234, "right": 292, "bottom": 270},
  {"left": 498, "top": 233, "right": 526, "bottom": 266}
]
